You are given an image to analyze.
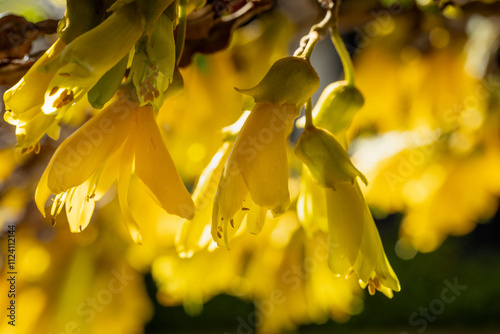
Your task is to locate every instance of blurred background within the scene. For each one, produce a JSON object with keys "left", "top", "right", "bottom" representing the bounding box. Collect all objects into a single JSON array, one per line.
[{"left": 1, "top": 0, "right": 500, "bottom": 333}]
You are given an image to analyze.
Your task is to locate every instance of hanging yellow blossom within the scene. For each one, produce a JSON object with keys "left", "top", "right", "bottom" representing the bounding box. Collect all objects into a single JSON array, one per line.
[
  {"left": 35, "top": 92, "right": 194, "bottom": 243},
  {"left": 295, "top": 124, "right": 400, "bottom": 297},
  {"left": 212, "top": 57, "right": 319, "bottom": 247},
  {"left": 3, "top": 39, "right": 66, "bottom": 151}
]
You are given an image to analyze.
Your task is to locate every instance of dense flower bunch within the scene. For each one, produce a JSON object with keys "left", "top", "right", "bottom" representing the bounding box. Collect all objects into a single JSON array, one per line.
[{"left": 1, "top": 0, "right": 499, "bottom": 333}]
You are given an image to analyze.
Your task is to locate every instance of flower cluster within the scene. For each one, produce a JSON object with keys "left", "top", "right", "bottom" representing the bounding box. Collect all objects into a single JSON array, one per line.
[{"left": 21, "top": 1, "right": 500, "bottom": 332}]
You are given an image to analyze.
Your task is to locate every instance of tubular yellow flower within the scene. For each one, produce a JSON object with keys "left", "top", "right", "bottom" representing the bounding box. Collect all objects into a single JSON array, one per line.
[
  {"left": 3, "top": 0, "right": 170, "bottom": 151},
  {"left": 212, "top": 103, "right": 297, "bottom": 247},
  {"left": 326, "top": 181, "right": 400, "bottom": 298},
  {"left": 40, "top": 2, "right": 145, "bottom": 116},
  {"left": 176, "top": 141, "right": 233, "bottom": 257},
  {"left": 177, "top": 111, "right": 275, "bottom": 255},
  {"left": 295, "top": 125, "right": 400, "bottom": 297},
  {"left": 211, "top": 56, "right": 319, "bottom": 248},
  {"left": 35, "top": 92, "right": 194, "bottom": 243},
  {"left": 3, "top": 39, "right": 66, "bottom": 150}
]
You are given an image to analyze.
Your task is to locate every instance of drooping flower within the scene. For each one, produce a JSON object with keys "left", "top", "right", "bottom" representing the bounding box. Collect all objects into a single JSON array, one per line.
[
  {"left": 176, "top": 141, "right": 234, "bottom": 256},
  {"left": 212, "top": 102, "right": 297, "bottom": 246},
  {"left": 325, "top": 180, "right": 401, "bottom": 298},
  {"left": 3, "top": 39, "right": 66, "bottom": 151},
  {"left": 175, "top": 111, "right": 250, "bottom": 256},
  {"left": 35, "top": 92, "right": 194, "bottom": 243},
  {"left": 40, "top": 1, "right": 146, "bottom": 115},
  {"left": 295, "top": 125, "right": 400, "bottom": 297},
  {"left": 211, "top": 57, "right": 319, "bottom": 247},
  {"left": 3, "top": 2, "right": 149, "bottom": 151}
]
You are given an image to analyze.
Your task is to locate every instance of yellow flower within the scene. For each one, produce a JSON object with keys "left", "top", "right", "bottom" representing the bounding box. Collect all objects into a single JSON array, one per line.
[
  {"left": 212, "top": 102, "right": 297, "bottom": 247},
  {"left": 297, "top": 166, "right": 328, "bottom": 236},
  {"left": 40, "top": 2, "right": 145, "bottom": 115},
  {"left": 176, "top": 111, "right": 257, "bottom": 256},
  {"left": 295, "top": 125, "right": 400, "bottom": 297},
  {"left": 35, "top": 92, "right": 194, "bottom": 243},
  {"left": 325, "top": 181, "right": 400, "bottom": 298},
  {"left": 176, "top": 141, "right": 233, "bottom": 256},
  {"left": 211, "top": 56, "right": 319, "bottom": 247},
  {"left": 3, "top": 39, "right": 66, "bottom": 151}
]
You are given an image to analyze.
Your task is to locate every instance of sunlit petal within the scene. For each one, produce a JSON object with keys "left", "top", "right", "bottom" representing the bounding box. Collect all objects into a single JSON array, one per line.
[{"left": 134, "top": 105, "right": 194, "bottom": 219}]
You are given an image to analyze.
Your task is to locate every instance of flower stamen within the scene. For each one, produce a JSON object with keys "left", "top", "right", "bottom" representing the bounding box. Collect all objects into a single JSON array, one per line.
[{"left": 368, "top": 279, "right": 376, "bottom": 295}]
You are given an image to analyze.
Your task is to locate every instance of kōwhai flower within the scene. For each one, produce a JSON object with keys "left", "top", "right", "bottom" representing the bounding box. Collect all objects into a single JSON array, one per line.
[
  {"left": 295, "top": 125, "right": 400, "bottom": 297},
  {"left": 325, "top": 180, "right": 401, "bottom": 297},
  {"left": 3, "top": 39, "right": 66, "bottom": 151},
  {"left": 40, "top": 2, "right": 145, "bottom": 115},
  {"left": 212, "top": 57, "right": 319, "bottom": 247},
  {"left": 36, "top": 92, "right": 194, "bottom": 243}
]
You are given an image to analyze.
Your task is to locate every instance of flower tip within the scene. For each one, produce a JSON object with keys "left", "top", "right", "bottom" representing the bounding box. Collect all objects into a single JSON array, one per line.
[
  {"left": 180, "top": 200, "right": 196, "bottom": 220},
  {"left": 129, "top": 229, "right": 143, "bottom": 245},
  {"left": 357, "top": 171, "right": 369, "bottom": 187},
  {"left": 271, "top": 204, "right": 288, "bottom": 218}
]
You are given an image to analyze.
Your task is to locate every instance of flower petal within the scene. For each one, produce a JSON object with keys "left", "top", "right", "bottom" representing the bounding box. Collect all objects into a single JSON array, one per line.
[
  {"left": 35, "top": 168, "right": 51, "bottom": 217},
  {"left": 176, "top": 142, "right": 232, "bottom": 255},
  {"left": 246, "top": 202, "right": 267, "bottom": 235},
  {"left": 325, "top": 183, "right": 364, "bottom": 277},
  {"left": 134, "top": 106, "right": 195, "bottom": 219},
  {"left": 46, "top": 94, "right": 136, "bottom": 194},
  {"left": 212, "top": 160, "right": 249, "bottom": 248},
  {"left": 231, "top": 102, "right": 295, "bottom": 216},
  {"left": 297, "top": 167, "right": 328, "bottom": 236},
  {"left": 118, "top": 135, "right": 143, "bottom": 244},
  {"left": 3, "top": 39, "right": 65, "bottom": 114},
  {"left": 65, "top": 181, "right": 95, "bottom": 233},
  {"left": 12, "top": 110, "right": 58, "bottom": 149}
]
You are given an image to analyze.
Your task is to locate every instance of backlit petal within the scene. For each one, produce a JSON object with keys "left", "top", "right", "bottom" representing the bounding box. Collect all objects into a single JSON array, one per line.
[
  {"left": 297, "top": 167, "right": 328, "bottom": 236},
  {"left": 35, "top": 168, "right": 51, "bottom": 217},
  {"left": 176, "top": 142, "right": 232, "bottom": 256},
  {"left": 231, "top": 102, "right": 295, "bottom": 216},
  {"left": 118, "top": 135, "right": 143, "bottom": 244},
  {"left": 46, "top": 93, "right": 136, "bottom": 194},
  {"left": 246, "top": 202, "right": 267, "bottom": 235},
  {"left": 3, "top": 39, "right": 65, "bottom": 114},
  {"left": 212, "top": 161, "right": 249, "bottom": 248},
  {"left": 325, "top": 184, "right": 364, "bottom": 276},
  {"left": 326, "top": 180, "right": 400, "bottom": 296},
  {"left": 65, "top": 181, "right": 95, "bottom": 233},
  {"left": 134, "top": 105, "right": 194, "bottom": 219}
]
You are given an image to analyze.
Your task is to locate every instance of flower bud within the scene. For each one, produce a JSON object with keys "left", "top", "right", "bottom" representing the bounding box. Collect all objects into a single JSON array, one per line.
[
  {"left": 297, "top": 81, "right": 364, "bottom": 135},
  {"left": 235, "top": 57, "right": 319, "bottom": 106},
  {"left": 294, "top": 126, "right": 367, "bottom": 189}
]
